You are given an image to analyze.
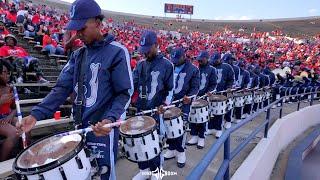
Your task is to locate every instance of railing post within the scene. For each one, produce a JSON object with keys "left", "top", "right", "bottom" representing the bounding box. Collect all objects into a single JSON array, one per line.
[
  {"left": 310, "top": 92, "right": 314, "bottom": 106},
  {"left": 279, "top": 99, "right": 283, "bottom": 119},
  {"left": 223, "top": 136, "right": 230, "bottom": 180},
  {"left": 264, "top": 108, "right": 271, "bottom": 138},
  {"left": 297, "top": 95, "right": 301, "bottom": 111}
]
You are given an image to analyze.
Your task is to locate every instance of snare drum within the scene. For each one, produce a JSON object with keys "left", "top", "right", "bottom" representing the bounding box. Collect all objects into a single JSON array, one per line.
[
  {"left": 233, "top": 93, "right": 245, "bottom": 107},
  {"left": 226, "top": 93, "right": 234, "bottom": 111},
  {"left": 243, "top": 91, "right": 253, "bottom": 105},
  {"left": 13, "top": 134, "right": 92, "bottom": 180},
  {"left": 264, "top": 88, "right": 272, "bottom": 100},
  {"left": 189, "top": 99, "right": 210, "bottom": 124},
  {"left": 120, "top": 116, "right": 160, "bottom": 162},
  {"left": 163, "top": 107, "right": 184, "bottom": 139},
  {"left": 209, "top": 94, "right": 228, "bottom": 115},
  {"left": 254, "top": 91, "right": 264, "bottom": 103}
]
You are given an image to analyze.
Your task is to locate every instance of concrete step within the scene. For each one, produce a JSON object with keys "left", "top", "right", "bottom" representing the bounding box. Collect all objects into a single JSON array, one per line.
[{"left": 44, "top": 76, "right": 58, "bottom": 82}]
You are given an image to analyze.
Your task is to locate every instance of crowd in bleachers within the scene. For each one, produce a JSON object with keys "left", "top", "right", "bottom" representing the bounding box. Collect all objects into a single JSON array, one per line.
[{"left": 0, "top": 0, "right": 319, "bottom": 163}]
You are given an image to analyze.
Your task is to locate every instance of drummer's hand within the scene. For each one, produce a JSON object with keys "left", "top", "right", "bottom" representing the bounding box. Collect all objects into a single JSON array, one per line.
[
  {"left": 226, "top": 88, "right": 232, "bottom": 93},
  {"left": 92, "top": 119, "right": 112, "bottom": 137},
  {"left": 183, "top": 96, "right": 191, "bottom": 104},
  {"left": 206, "top": 92, "right": 213, "bottom": 97},
  {"left": 16, "top": 115, "right": 37, "bottom": 134},
  {"left": 157, "top": 105, "right": 165, "bottom": 115}
]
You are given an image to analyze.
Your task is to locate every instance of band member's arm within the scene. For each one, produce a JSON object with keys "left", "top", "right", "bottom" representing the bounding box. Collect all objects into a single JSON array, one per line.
[
  {"left": 164, "top": 62, "right": 174, "bottom": 105},
  {"left": 208, "top": 67, "right": 217, "bottom": 92},
  {"left": 226, "top": 66, "right": 235, "bottom": 89},
  {"left": 242, "top": 71, "right": 250, "bottom": 88},
  {"left": 30, "top": 52, "right": 76, "bottom": 121},
  {"left": 187, "top": 68, "right": 200, "bottom": 96},
  {"left": 103, "top": 48, "right": 133, "bottom": 122},
  {"left": 132, "top": 61, "right": 142, "bottom": 92}
]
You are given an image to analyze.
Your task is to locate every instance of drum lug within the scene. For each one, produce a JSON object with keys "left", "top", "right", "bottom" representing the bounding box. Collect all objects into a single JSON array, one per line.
[
  {"left": 145, "top": 152, "right": 149, "bottom": 160},
  {"left": 59, "top": 167, "right": 68, "bottom": 180},
  {"left": 142, "top": 136, "right": 146, "bottom": 145},
  {"left": 75, "top": 156, "right": 83, "bottom": 169},
  {"left": 134, "top": 153, "right": 139, "bottom": 161},
  {"left": 151, "top": 132, "right": 155, "bottom": 140}
]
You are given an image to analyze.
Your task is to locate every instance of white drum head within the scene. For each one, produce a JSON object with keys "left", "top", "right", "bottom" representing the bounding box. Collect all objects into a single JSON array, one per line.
[{"left": 16, "top": 134, "right": 82, "bottom": 169}]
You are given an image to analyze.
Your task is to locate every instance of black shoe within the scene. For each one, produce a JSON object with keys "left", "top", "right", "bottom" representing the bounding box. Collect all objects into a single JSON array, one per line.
[
  {"left": 197, "top": 145, "right": 204, "bottom": 149},
  {"left": 177, "top": 162, "right": 185, "bottom": 168}
]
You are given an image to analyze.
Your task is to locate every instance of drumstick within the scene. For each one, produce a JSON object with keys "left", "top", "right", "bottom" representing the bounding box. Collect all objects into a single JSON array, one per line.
[
  {"left": 54, "top": 120, "right": 126, "bottom": 137},
  {"left": 171, "top": 94, "right": 197, "bottom": 104},
  {"left": 12, "top": 86, "right": 27, "bottom": 149},
  {"left": 136, "top": 104, "right": 175, "bottom": 115}
]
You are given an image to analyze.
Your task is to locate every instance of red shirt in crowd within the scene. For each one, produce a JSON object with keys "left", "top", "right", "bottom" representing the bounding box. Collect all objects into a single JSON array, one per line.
[
  {"left": 43, "top": 34, "right": 57, "bottom": 48},
  {"left": 6, "top": 11, "right": 17, "bottom": 23},
  {"left": 32, "top": 13, "right": 40, "bottom": 25},
  {"left": 0, "top": 45, "right": 29, "bottom": 58}
]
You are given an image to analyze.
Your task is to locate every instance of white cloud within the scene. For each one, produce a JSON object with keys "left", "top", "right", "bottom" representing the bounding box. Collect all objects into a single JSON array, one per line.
[
  {"left": 214, "top": 15, "right": 251, "bottom": 20},
  {"left": 308, "top": 9, "right": 318, "bottom": 15}
]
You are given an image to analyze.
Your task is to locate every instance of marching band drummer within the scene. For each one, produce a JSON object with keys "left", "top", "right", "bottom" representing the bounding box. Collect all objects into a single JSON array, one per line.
[
  {"left": 206, "top": 52, "right": 234, "bottom": 138},
  {"left": 16, "top": 0, "right": 134, "bottom": 179},
  {"left": 243, "top": 65, "right": 259, "bottom": 119},
  {"left": 163, "top": 47, "right": 200, "bottom": 168},
  {"left": 187, "top": 50, "right": 217, "bottom": 149},
  {"left": 234, "top": 60, "right": 250, "bottom": 123},
  {"left": 221, "top": 53, "right": 238, "bottom": 129},
  {"left": 132, "top": 30, "right": 174, "bottom": 180}
]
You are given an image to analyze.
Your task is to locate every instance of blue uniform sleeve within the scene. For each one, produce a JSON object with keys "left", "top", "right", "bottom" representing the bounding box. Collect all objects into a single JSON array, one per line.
[
  {"left": 208, "top": 67, "right": 217, "bottom": 92},
  {"left": 187, "top": 67, "right": 200, "bottom": 96},
  {"left": 164, "top": 61, "right": 174, "bottom": 105},
  {"left": 259, "top": 75, "right": 266, "bottom": 88},
  {"left": 226, "top": 65, "right": 235, "bottom": 89},
  {"left": 242, "top": 71, "right": 250, "bottom": 88},
  {"left": 31, "top": 53, "right": 76, "bottom": 121},
  {"left": 103, "top": 48, "right": 133, "bottom": 122},
  {"left": 133, "top": 61, "right": 142, "bottom": 91}
]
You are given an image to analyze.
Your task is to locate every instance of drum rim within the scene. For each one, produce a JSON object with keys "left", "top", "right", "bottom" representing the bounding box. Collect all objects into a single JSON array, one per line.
[
  {"left": 13, "top": 133, "right": 85, "bottom": 175},
  {"left": 120, "top": 125, "right": 157, "bottom": 138}
]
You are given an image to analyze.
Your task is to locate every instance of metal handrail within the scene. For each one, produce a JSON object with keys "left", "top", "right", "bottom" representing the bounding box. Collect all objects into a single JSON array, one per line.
[{"left": 187, "top": 91, "right": 319, "bottom": 180}]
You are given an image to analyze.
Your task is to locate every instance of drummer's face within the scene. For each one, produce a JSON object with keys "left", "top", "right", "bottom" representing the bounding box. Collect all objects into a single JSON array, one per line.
[
  {"left": 144, "top": 44, "right": 157, "bottom": 61},
  {"left": 198, "top": 58, "right": 208, "bottom": 66}
]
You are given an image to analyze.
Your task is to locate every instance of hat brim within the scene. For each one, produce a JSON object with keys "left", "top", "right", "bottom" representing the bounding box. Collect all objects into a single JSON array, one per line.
[
  {"left": 65, "top": 19, "right": 87, "bottom": 31},
  {"left": 138, "top": 46, "right": 152, "bottom": 54}
]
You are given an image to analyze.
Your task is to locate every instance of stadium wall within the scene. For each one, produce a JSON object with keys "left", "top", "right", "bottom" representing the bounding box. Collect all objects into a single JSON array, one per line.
[{"left": 231, "top": 104, "right": 320, "bottom": 180}]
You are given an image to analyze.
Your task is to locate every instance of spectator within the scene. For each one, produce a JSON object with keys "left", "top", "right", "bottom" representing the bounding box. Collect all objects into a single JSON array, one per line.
[
  {"left": 42, "top": 29, "right": 64, "bottom": 55},
  {"left": 0, "top": 34, "right": 48, "bottom": 83},
  {"left": 0, "top": 60, "right": 19, "bottom": 162},
  {"left": 0, "top": 21, "right": 9, "bottom": 46},
  {"left": 16, "top": 6, "right": 27, "bottom": 33},
  {"left": 23, "top": 18, "right": 36, "bottom": 37}
]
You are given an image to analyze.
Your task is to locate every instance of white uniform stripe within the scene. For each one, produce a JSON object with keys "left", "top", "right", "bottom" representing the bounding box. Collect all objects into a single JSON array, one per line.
[{"left": 109, "top": 41, "right": 134, "bottom": 180}]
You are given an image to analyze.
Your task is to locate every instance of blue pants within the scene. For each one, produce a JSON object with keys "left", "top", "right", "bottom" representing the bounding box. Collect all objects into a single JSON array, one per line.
[
  {"left": 208, "top": 115, "right": 223, "bottom": 130},
  {"left": 190, "top": 123, "right": 206, "bottom": 138},
  {"left": 243, "top": 104, "right": 252, "bottom": 115},
  {"left": 138, "top": 155, "right": 161, "bottom": 171},
  {"left": 225, "top": 110, "right": 232, "bottom": 122},
  {"left": 85, "top": 129, "right": 119, "bottom": 180},
  {"left": 167, "top": 135, "right": 184, "bottom": 152},
  {"left": 234, "top": 107, "right": 243, "bottom": 119}
]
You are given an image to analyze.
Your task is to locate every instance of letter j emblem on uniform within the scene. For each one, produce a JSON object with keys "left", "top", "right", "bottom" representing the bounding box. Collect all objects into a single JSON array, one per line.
[
  {"left": 70, "top": 5, "right": 76, "bottom": 18},
  {"left": 140, "top": 38, "right": 146, "bottom": 46}
]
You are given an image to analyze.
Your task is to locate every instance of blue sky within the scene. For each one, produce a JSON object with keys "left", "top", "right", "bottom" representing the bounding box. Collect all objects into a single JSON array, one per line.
[{"left": 62, "top": 0, "right": 320, "bottom": 20}]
